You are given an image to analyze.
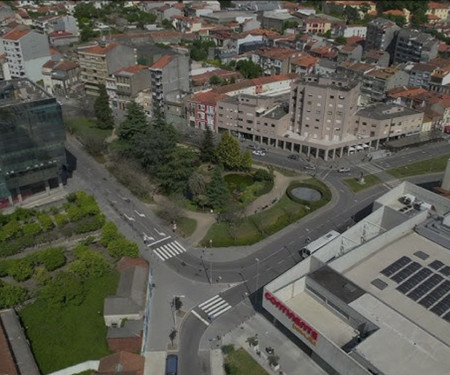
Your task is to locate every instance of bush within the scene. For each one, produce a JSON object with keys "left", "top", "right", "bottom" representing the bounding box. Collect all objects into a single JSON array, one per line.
[
  {"left": 22, "top": 222, "right": 42, "bottom": 236},
  {"left": 107, "top": 238, "right": 139, "bottom": 259},
  {"left": 69, "top": 247, "right": 109, "bottom": 280},
  {"left": 54, "top": 213, "right": 70, "bottom": 227},
  {"left": 100, "top": 222, "right": 121, "bottom": 246},
  {"left": 221, "top": 344, "right": 235, "bottom": 355},
  {"left": 253, "top": 168, "right": 273, "bottom": 182},
  {"left": 8, "top": 259, "right": 34, "bottom": 282},
  {"left": 38, "top": 213, "right": 54, "bottom": 231},
  {"left": 40, "top": 271, "right": 85, "bottom": 308},
  {"left": 0, "top": 280, "right": 28, "bottom": 308},
  {"left": 73, "top": 214, "right": 105, "bottom": 234},
  {"left": 38, "top": 247, "right": 66, "bottom": 271}
]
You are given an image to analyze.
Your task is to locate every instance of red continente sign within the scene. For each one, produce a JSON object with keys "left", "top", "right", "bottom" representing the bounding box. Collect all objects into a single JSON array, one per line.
[{"left": 265, "top": 291, "right": 318, "bottom": 345}]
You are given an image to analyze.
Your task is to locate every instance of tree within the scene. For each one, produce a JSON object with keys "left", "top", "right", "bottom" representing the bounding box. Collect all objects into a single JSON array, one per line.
[
  {"left": 8, "top": 259, "right": 33, "bottom": 282},
  {"left": 169, "top": 328, "right": 177, "bottom": 346},
  {"left": 236, "top": 60, "right": 264, "bottom": 79},
  {"left": 200, "top": 126, "right": 216, "bottom": 162},
  {"left": 173, "top": 296, "right": 183, "bottom": 311},
  {"left": 207, "top": 166, "right": 230, "bottom": 210},
  {"left": 386, "top": 14, "right": 407, "bottom": 27},
  {"left": 38, "top": 247, "right": 66, "bottom": 271},
  {"left": 240, "top": 150, "right": 253, "bottom": 170},
  {"left": 94, "top": 84, "right": 114, "bottom": 129},
  {"left": 209, "top": 75, "right": 222, "bottom": 85},
  {"left": 335, "top": 36, "right": 348, "bottom": 45},
  {"left": 157, "top": 147, "right": 199, "bottom": 194},
  {"left": 188, "top": 172, "right": 207, "bottom": 196},
  {"left": 69, "top": 247, "right": 109, "bottom": 280},
  {"left": 344, "top": 5, "right": 360, "bottom": 23},
  {"left": 215, "top": 132, "right": 242, "bottom": 170},
  {"left": 117, "top": 101, "right": 148, "bottom": 141}
]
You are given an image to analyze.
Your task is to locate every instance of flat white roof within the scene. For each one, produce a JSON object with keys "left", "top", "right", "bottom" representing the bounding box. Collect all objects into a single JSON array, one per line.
[{"left": 285, "top": 292, "right": 356, "bottom": 346}]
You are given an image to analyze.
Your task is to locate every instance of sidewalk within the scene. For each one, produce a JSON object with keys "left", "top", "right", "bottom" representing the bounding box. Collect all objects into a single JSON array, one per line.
[{"left": 217, "top": 312, "right": 326, "bottom": 375}]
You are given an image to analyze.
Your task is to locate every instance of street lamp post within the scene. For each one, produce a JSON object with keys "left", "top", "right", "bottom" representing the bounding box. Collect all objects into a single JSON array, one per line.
[{"left": 255, "top": 257, "right": 260, "bottom": 304}]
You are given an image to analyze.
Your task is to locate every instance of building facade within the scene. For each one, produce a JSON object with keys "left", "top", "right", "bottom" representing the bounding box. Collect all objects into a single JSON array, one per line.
[
  {"left": 0, "top": 79, "right": 66, "bottom": 207},
  {"left": 2, "top": 28, "right": 51, "bottom": 82},
  {"left": 149, "top": 54, "right": 190, "bottom": 114},
  {"left": 78, "top": 42, "right": 136, "bottom": 96},
  {"left": 106, "top": 64, "right": 151, "bottom": 111},
  {"left": 365, "top": 18, "right": 400, "bottom": 53},
  {"left": 361, "top": 67, "right": 410, "bottom": 103},
  {"left": 393, "top": 29, "right": 439, "bottom": 64},
  {"left": 42, "top": 59, "right": 80, "bottom": 96}
]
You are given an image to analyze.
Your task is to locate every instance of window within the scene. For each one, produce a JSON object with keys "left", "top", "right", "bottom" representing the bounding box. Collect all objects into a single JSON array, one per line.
[
  {"left": 316, "top": 110, "right": 321, "bottom": 114},
  {"left": 307, "top": 101, "right": 312, "bottom": 105}
]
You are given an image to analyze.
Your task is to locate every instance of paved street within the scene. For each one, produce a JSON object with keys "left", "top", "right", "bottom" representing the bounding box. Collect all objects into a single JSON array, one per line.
[{"left": 64, "top": 133, "right": 448, "bottom": 375}]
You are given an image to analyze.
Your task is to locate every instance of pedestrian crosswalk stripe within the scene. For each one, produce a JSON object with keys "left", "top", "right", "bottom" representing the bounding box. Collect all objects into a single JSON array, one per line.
[
  {"left": 198, "top": 295, "right": 232, "bottom": 320},
  {"left": 152, "top": 240, "right": 187, "bottom": 261}
]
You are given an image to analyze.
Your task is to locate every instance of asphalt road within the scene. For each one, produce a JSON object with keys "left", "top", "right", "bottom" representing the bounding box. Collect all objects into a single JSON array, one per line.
[{"left": 64, "top": 134, "right": 448, "bottom": 375}]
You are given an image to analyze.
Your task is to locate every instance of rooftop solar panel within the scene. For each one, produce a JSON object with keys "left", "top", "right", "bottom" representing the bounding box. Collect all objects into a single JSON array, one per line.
[
  {"left": 408, "top": 274, "right": 443, "bottom": 301},
  {"left": 430, "top": 294, "right": 450, "bottom": 316},
  {"left": 429, "top": 260, "right": 445, "bottom": 271},
  {"left": 391, "top": 262, "right": 421, "bottom": 283},
  {"left": 380, "top": 256, "right": 411, "bottom": 277},
  {"left": 397, "top": 268, "right": 432, "bottom": 294},
  {"left": 440, "top": 266, "right": 450, "bottom": 277}
]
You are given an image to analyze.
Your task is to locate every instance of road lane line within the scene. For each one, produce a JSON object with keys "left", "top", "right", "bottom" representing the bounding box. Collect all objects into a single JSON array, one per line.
[
  {"left": 154, "top": 249, "right": 167, "bottom": 261},
  {"left": 204, "top": 300, "right": 226, "bottom": 313},
  {"left": 206, "top": 301, "right": 228, "bottom": 315},
  {"left": 167, "top": 243, "right": 183, "bottom": 254},
  {"left": 162, "top": 245, "right": 176, "bottom": 257},
  {"left": 210, "top": 305, "right": 232, "bottom": 317},
  {"left": 199, "top": 295, "right": 221, "bottom": 308},
  {"left": 192, "top": 310, "right": 210, "bottom": 326},
  {"left": 148, "top": 236, "right": 171, "bottom": 247}
]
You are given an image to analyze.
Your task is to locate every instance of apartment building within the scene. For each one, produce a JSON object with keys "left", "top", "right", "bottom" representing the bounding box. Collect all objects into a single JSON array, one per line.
[
  {"left": 290, "top": 75, "right": 360, "bottom": 144},
  {"left": 405, "top": 63, "right": 436, "bottom": 89},
  {"left": 261, "top": 10, "right": 298, "bottom": 32},
  {"left": 426, "top": 1, "right": 450, "bottom": 22},
  {"left": 78, "top": 42, "right": 136, "bottom": 97},
  {"left": 106, "top": 65, "right": 151, "bottom": 111},
  {"left": 149, "top": 54, "right": 190, "bottom": 115},
  {"left": 361, "top": 67, "right": 410, "bottom": 103},
  {"left": 216, "top": 94, "right": 290, "bottom": 138},
  {"left": 334, "top": 24, "right": 367, "bottom": 38},
  {"left": 2, "top": 28, "right": 51, "bottom": 82},
  {"left": 365, "top": 18, "right": 400, "bottom": 54},
  {"left": 355, "top": 103, "right": 424, "bottom": 139},
  {"left": 393, "top": 29, "right": 439, "bottom": 64},
  {"left": 251, "top": 48, "right": 303, "bottom": 76},
  {"left": 0, "top": 79, "right": 66, "bottom": 207},
  {"left": 41, "top": 59, "right": 80, "bottom": 96},
  {"left": 301, "top": 18, "right": 332, "bottom": 35}
]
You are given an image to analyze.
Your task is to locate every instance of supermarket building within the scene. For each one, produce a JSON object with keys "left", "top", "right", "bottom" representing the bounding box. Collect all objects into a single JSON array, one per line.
[{"left": 263, "top": 181, "right": 450, "bottom": 375}]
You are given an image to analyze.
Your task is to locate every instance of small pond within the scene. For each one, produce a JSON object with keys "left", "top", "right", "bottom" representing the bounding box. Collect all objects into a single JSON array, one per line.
[{"left": 290, "top": 187, "right": 322, "bottom": 202}]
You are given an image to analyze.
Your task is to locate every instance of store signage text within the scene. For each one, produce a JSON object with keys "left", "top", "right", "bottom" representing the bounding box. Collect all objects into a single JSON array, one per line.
[{"left": 265, "top": 291, "right": 318, "bottom": 345}]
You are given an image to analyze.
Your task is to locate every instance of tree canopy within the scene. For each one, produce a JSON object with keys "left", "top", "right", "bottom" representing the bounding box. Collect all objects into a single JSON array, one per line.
[
  {"left": 207, "top": 166, "right": 230, "bottom": 210},
  {"left": 200, "top": 126, "right": 216, "bottom": 162},
  {"left": 215, "top": 132, "right": 243, "bottom": 170},
  {"left": 236, "top": 60, "right": 264, "bottom": 79},
  {"left": 117, "top": 102, "right": 148, "bottom": 141},
  {"left": 94, "top": 85, "right": 114, "bottom": 129}
]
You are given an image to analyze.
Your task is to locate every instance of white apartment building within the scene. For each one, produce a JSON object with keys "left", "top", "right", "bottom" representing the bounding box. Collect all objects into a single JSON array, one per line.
[{"left": 2, "top": 28, "right": 51, "bottom": 82}]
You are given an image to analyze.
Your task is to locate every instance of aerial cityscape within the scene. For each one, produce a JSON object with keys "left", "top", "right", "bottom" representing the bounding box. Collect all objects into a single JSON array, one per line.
[{"left": 1, "top": 1, "right": 450, "bottom": 375}]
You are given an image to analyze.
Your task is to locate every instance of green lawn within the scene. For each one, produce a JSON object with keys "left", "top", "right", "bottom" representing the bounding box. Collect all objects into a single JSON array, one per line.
[
  {"left": 66, "top": 117, "right": 112, "bottom": 143},
  {"left": 177, "top": 217, "right": 197, "bottom": 237},
  {"left": 225, "top": 348, "right": 269, "bottom": 375},
  {"left": 387, "top": 153, "right": 450, "bottom": 178},
  {"left": 343, "top": 174, "right": 382, "bottom": 193},
  {"left": 19, "top": 271, "right": 119, "bottom": 374},
  {"left": 200, "top": 180, "right": 327, "bottom": 247}
]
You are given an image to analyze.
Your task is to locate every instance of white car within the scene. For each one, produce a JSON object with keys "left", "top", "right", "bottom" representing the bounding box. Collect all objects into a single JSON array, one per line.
[
  {"left": 252, "top": 150, "right": 266, "bottom": 156},
  {"left": 338, "top": 167, "right": 351, "bottom": 173}
]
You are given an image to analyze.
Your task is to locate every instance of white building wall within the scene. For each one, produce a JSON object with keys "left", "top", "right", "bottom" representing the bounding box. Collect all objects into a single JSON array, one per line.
[{"left": 24, "top": 56, "right": 51, "bottom": 82}]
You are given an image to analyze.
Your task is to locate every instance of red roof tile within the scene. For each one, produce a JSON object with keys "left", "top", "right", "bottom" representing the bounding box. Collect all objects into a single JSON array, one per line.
[
  {"left": 82, "top": 42, "right": 119, "bottom": 55},
  {"left": 429, "top": 1, "right": 450, "bottom": 9},
  {"left": 150, "top": 55, "right": 174, "bottom": 69},
  {"left": 3, "top": 28, "right": 30, "bottom": 41},
  {"left": 42, "top": 59, "right": 58, "bottom": 69},
  {"left": 97, "top": 351, "right": 145, "bottom": 375},
  {"left": 116, "top": 64, "right": 148, "bottom": 75},
  {"left": 117, "top": 257, "right": 148, "bottom": 273},
  {"left": 191, "top": 91, "right": 227, "bottom": 105}
]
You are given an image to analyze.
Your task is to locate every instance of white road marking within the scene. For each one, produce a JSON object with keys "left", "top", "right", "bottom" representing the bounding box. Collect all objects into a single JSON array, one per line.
[
  {"left": 134, "top": 210, "right": 145, "bottom": 217},
  {"left": 148, "top": 236, "right": 171, "bottom": 247},
  {"left": 192, "top": 310, "right": 210, "bottom": 326}
]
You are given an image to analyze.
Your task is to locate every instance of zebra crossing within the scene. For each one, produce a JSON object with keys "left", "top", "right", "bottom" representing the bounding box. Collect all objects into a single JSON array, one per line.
[
  {"left": 151, "top": 240, "right": 186, "bottom": 261},
  {"left": 198, "top": 295, "right": 232, "bottom": 320}
]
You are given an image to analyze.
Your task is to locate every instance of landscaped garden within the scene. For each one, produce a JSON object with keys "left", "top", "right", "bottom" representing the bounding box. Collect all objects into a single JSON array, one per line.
[
  {"left": 387, "top": 153, "right": 450, "bottom": 178},
  {"left": 343, "top": 174, "right": 382, "bottom": 193},
  {"left": 0, "top": 192, "right": 140, "bottom": 374},
  {"left": 222, "top": 345, "right": 269, "bottom": 375},
  {"left": 201, "top": 178, "right": 331, "bottom": 247}
]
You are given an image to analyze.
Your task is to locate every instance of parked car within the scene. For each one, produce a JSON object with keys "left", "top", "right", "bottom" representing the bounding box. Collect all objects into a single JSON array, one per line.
[
  {"left": 338, "top": 167, "right": 351, "bottom": 173},
  {"left": 247, "top": 144, "right": 257, "bottom": 150},
  {"left": 288, "top": 154, "right": 299, "bottom": 160},
  {"left": 252, "top": 150, "right": 266, "bottom": 156},
  {"left": 304, "top": 165, "right": 316, "bottom": 171},
  {"left": 166, "top": 354, "right": 178, "bottom": 375}
]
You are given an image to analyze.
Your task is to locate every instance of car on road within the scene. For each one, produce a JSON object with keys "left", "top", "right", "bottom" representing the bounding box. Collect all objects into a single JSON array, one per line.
[
  {"left": 338, "top": 167, "right": 351, "bottom": 173},
  {"left": 252, "top": 150, "right": 266, "bottom": 156},
  {"left": 166, "top": 354, "right": 178, "bottom": 375},
  {"left": 304, "top": 165, "right": 316, "bottom": 171},
  {"left": 288, "top": 154, "right": 299, "bottom": 160}
]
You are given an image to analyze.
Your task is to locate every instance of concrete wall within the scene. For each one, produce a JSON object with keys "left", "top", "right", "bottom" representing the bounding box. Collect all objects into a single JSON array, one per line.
[
  {"left": 21, "top": 31, "right": 50, "bottom": 61},
  {"left": 104, "top": 313, "right": 141, "bottom": 327},
  {"left": 442, "top": 159, "right": 450, "bottom": 191},
  {"left": 47, "top": 360, "right": 99, "bottom": 375},
  {"left": 107, "top": 45, "right": 136, "bottom": 75},
  {"left": 24, "top": 56, "right": 50, "bottom": 82},
  {"left": 262, "top": 295, "right": 371, "bottom": 375}
]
